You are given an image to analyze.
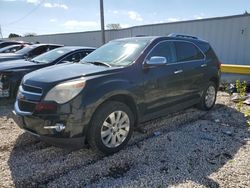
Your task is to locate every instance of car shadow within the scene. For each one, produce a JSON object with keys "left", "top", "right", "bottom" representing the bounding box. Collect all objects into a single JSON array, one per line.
[{"left": 6, "top": 103, "right": 250, "bottom": 187}]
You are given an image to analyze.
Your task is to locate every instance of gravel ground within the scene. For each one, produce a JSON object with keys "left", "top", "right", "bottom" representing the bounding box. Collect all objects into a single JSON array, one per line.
[{"left": 0, "top": 92, "right": 249, "bottom": 188}]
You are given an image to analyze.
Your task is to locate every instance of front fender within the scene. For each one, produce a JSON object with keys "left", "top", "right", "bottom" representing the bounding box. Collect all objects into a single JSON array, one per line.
[
  {"left": 79, "top": 79, "right": 140, "bottom": 131},
  {"left": 85, "top": 79, "right": 138, "bottom": 104}
]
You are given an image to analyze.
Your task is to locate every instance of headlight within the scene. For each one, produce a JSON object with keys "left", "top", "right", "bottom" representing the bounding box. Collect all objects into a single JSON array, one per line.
[{"left": 44, "top": 79, "right": 86, "bottom": 104}]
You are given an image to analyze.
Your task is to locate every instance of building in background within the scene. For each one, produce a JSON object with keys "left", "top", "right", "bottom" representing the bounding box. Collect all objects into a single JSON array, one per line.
[{"left": 9, "top": 14, "right": 250, "bottom": 81}]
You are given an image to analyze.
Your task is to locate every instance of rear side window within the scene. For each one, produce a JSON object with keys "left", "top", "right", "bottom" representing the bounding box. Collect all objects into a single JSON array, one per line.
[
  {"left": 81, "top": 50, "right": 93, "bottom": 58},
  {"left": 198, "top": 42, "right": 218, "bottom": 61},
  {"left": 147, "top": 41, "right": 176, "bottom": 64},
  {"left": 48, "top": 45, "right": 61, "bottom": 51},
  {"left": 174, "top": 41, "right": 204, "bottom": 62},
  {"left": 29, "top": 46, "right": 48, "bottom": 57},
  {"left": 62, "top": 51, "right": 88, "bottom": 62}
]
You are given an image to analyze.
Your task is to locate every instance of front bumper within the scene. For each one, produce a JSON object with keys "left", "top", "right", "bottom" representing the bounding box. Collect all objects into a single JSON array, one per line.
[{"left": 12, "top": 101, "right": 87, "bottom": 148}]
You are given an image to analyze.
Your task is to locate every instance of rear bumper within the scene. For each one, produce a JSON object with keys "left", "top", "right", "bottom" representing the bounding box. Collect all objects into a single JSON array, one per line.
[
  {"left": 0, "top": 75, "right": 11, "bottom": 98},
  {"left": 0, "top": 83, "right": 10, "bottom": 98}
]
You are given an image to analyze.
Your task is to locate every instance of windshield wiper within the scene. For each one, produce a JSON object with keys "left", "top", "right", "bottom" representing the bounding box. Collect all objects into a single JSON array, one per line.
[{"left": 86, "top": 61, "right": 112, "bottom": 67}]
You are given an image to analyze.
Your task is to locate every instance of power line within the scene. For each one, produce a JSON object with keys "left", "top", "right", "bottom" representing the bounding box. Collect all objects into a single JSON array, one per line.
[{"left": 2, "top": 0, "right": 45, "bottom": 26}]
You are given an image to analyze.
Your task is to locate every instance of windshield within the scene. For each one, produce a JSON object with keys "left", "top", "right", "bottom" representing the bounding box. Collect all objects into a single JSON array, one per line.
[
  {"left": 15, "top": 45, "right": 35, "bottom": 54},
  {"left": 81, "top": 39, "right": 150, "bottom": 67},
  {"left": 31, "top": 47, "right": 72, "bottom": 64}
]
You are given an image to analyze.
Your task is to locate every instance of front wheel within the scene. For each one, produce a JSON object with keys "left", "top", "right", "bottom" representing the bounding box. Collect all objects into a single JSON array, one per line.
[
  {"left": 87, "top": 101, "right": 134, "bottom": 155},
  {"left": 197, "top": 81, "right": 217, "bottom": 110}
]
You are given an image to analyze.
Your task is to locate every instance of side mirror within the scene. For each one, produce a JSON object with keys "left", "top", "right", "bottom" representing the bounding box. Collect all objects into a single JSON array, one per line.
[{"left": 146, "top": 56, "right": 167, "bottom": 66}]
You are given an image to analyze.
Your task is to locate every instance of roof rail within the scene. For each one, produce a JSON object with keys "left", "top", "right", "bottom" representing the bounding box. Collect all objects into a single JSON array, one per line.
[{"left": 168, "top": 33, "right": 201, "bottom": 40}]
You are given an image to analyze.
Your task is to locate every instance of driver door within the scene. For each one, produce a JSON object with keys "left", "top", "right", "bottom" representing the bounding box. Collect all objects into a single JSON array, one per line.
[{"left": 143, "top": 41, "right": 185, "bottom": 114}]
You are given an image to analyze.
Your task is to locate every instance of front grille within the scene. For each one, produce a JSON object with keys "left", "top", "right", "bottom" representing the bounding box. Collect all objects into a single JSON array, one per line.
[
  {"left": 17, "top": 83, "right": 43, "bottom": 112},
  {"left": 22, "top": 84, "right": 42, "bottom": 94},
  {"left": 18, "top": 100, "right": 37, "bottom": 112}
]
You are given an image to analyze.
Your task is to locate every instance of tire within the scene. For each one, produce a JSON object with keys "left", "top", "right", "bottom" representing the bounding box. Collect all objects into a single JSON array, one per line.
[
  {"left": 87, "top": 101, "right": 134, "bottom": 155},
  {"left": 197, "top": 81, "right": 217, "bottom": 111}
]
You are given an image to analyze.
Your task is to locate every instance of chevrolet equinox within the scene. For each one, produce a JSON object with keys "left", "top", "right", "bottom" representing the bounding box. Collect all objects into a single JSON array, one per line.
[{"left": 13, "top": 34, "right": 221, "bottom": 154}]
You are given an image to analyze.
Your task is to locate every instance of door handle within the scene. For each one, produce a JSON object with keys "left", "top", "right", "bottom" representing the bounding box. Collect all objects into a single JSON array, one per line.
[
  {"left": 201, "top": 64, "right": 207, "bottom": 67},
  {"left": 174, "top": 70, "right": 183, "bottom": 74}
]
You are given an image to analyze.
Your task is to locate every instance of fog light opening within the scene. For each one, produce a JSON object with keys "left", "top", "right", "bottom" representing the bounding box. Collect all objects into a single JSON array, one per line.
[{"left": 44, "top": 123, "right": 65, "bottom": 132}]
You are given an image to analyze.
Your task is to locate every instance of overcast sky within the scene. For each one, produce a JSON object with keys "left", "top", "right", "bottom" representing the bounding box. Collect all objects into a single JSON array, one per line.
[{"left": 0, "top": 0, "right": 249, "bottom": 38}]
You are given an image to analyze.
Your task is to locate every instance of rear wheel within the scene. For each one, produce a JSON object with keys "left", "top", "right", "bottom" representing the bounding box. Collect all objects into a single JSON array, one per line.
[
  {"left": 87, "top": 101, "right": 134, "bottom": 155},
  {"left": 197, "top": 81, "right": 217, "bottom": 110}
]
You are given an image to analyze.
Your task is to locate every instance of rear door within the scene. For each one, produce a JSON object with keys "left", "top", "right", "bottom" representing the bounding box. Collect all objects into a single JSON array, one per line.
[
  {"left": 143, "top": 41, "right": 185, "bottom": 114},
  {"left": 174, "top": 41, "right": 206, "bottom": 100}
]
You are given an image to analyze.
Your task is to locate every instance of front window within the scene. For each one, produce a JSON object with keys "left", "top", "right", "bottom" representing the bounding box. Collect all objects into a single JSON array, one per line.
[
  {"left": 81, "top": 39, "right": 150, "bottom": 67},
  {"left": 147, "top": 41, "right": 176, "bottom": 64},
  {"left": 31, "top": 47, "right": 72, "bottom": 64}
]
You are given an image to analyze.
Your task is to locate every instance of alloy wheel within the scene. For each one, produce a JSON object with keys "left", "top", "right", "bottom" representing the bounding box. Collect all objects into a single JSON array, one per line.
[
  {"left": 205, "top": 85, "right": 216, "bottom": 108},
  {"left": 101, "top": 111, "right": 130, "bottom": 148}
]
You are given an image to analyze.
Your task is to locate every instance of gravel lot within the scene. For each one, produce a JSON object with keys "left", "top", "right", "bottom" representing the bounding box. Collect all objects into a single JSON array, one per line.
[{"left": 0, "top": 92, "right": 249, "bottom": 188}]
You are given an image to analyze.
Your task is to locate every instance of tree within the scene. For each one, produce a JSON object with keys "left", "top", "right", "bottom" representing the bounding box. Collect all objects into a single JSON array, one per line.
[
  {"left": 23, "top": 32, "right": 37, "bottom": 37},
  {"left": 106, "top": 23, "right": 122, "bottom": 30},
  {"left": 8, "top": 33, "right": 21, "bottom": 38}
]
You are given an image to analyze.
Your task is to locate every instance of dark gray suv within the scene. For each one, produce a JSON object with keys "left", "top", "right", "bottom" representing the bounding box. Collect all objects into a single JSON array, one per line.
[{"left": 13, "top": 34, "right": 221, "bottom": 154}]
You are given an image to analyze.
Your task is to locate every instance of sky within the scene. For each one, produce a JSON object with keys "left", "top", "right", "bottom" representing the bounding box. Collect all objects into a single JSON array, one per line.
[{"left": 0, "top": 0, "right": 250, "bottom": 38}]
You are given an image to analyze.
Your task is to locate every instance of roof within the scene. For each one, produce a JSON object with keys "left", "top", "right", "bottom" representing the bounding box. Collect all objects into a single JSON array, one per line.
[
  {"left": 60, "top": 46, "right": 96, "bottom": 50},
  {"left": 29, "top": 43, "right": 63, "bottom": 47},
  {"left": 114, "top": 36, "right": 159, "bottom": 42}
]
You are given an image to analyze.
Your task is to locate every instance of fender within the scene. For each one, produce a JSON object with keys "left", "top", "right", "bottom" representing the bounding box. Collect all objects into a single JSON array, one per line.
[{"left": 79, "top": 78, "right": 142, "bottom": 134}]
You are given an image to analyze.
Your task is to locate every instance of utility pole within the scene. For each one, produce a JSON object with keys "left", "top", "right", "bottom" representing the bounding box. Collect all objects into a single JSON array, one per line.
[{"left": 100, "top": 0, "right": 105, "bottom": 44}]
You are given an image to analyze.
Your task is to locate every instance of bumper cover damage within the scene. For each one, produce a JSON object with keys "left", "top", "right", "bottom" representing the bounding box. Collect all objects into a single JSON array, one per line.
[{"left": 12, "top": 101, "right": 87, "bottom": 148}]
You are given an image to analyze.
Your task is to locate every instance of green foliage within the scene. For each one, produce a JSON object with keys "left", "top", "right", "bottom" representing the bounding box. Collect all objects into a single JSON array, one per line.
[
  {"left": 236, "top": 80, "right": 247, "bottom": 97},
  {"left": 235, "top": 80, "right": 250, "bottom": 128},
  {"left": 23, "top": 32, "right": 37, "bottom": 37},
  {"left": 8, "top": 33, "right": 21, "bottom": 38},
  {"left": 106, "top": 24, "right": 122, "bottom": 30}
]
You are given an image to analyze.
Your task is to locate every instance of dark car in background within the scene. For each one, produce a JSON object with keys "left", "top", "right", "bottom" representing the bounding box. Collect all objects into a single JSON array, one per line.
[
  {"left": 0, "top": 41, "right": 29, "bottom": 49},
  {"left": 0, "top": 44, "right": 63, "bottom": 63},
  {"left": 13, "top": 34, "right": 221, "bottom": 154},
  {"left": 0, "top": 44, "right": 29, "bottom": 53},
  {"left": 0, "top": 46, "right": 95, "bottom": 98}
]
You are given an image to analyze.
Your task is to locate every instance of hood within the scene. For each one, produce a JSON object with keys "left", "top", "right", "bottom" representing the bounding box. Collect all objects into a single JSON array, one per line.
[
  {"left": 23, "top": 63, "right": 119, "bottom": 87},
  {"left": 0, "top": 53, "right": 24, "bottom": 62},
  {"left": 0, "top": 59, "right": 36, "bottom": 72}
]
